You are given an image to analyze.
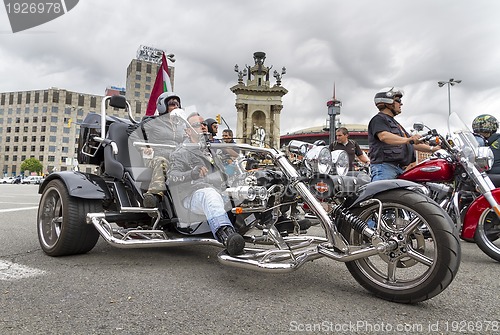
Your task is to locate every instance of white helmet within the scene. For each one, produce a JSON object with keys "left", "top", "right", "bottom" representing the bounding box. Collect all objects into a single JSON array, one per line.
[
  {"left": 374, "top": 87, "right": 404, "bottom": 105},
  {"left": 157, "top": 92, "right": 181, "bottom": 114}
]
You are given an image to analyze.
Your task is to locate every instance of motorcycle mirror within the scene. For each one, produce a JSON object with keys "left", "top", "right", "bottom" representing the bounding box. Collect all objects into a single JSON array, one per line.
[{"left": 413, "top": 122, "right": 425, "bottom": 132}]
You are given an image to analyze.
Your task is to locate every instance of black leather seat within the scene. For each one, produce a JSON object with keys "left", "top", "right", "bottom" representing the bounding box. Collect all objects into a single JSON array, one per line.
[{"left": 104, "top": 121, "right": 152, "bottom": 182}]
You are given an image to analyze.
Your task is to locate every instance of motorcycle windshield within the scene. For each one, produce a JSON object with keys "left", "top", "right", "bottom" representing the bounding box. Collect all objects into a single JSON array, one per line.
[{"left": 448, "top": 112, "right": 480, "bottom": 163}]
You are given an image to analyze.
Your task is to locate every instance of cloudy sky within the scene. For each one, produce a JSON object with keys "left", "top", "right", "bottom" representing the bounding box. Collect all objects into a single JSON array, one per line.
[{"left": 1, "top": 0, "right": 500, "bottom": 135}]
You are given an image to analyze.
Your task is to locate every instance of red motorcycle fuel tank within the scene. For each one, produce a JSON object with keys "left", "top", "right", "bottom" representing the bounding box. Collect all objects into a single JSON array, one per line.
[{"left": 398, "top": 158, "right": 455, "bottom": 183}]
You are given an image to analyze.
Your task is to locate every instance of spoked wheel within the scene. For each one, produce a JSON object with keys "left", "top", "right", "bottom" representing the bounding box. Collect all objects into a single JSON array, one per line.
[
  {"left": 339, "top": 189, "right": 461, "bottom": 303},
  {"left": 474, "top": 209, "right": 500, "bottom": 262},
  {"left": 37, "top": 179, "right": 102, "bottom": 256}
]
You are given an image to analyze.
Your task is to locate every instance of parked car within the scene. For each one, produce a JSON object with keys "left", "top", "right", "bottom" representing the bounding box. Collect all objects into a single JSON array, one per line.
[
  {"left": 0, "top": 176, "right": 15, "bottom": 184},
  {"left": 22, "top": 176, "right": 44, "bottom": 184}
]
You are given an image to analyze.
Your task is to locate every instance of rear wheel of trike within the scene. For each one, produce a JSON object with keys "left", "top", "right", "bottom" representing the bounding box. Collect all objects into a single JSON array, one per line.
[
  {"left": 339, "top": 189, "right": 461, "bottom": 303},
  {"left": 37, "top": 179, "right": 101, "bottom": 256}
]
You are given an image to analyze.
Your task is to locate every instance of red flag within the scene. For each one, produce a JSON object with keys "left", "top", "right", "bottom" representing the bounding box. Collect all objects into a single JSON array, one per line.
[{"left": 145, "top": 52, "right": 173, "bottom": 116}]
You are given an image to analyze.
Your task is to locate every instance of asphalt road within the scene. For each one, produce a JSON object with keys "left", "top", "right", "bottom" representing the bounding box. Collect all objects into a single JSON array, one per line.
[{"left": 1, "top": 184, "right": 499, "bottom": 335}]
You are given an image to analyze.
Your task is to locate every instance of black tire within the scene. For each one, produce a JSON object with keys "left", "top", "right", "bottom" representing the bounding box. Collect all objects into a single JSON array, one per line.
[
  {"left": 339, "top": 189, "right": 461, "bottom": 303},
  {"left": 474, "top": 209, "right": 500, "bottom": 262},
  {"left": 37, "top": 179, "right": 101, "bottom": 256}
]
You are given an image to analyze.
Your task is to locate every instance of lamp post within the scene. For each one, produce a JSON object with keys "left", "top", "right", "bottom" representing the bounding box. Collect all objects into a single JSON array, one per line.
[{"left": 438, "top": 78, "right": 461, "bottom": 115}]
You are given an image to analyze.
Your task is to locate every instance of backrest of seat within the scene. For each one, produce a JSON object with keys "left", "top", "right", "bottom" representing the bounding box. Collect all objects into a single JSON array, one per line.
[{"left": 104, "top": 121, "right": 152, "bottom": 182}]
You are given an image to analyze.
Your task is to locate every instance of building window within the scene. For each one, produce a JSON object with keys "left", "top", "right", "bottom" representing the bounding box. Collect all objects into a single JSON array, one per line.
[
  {"left": 49, "top": 136, "right": 56, "bottom": 142},
  {"left": 15, "top": 127, "right": 19, "bottom": 133},
  {"left": 33, "top": 116, "right": 38, "bottom": 122},
  {"left": 78, "top": 94, "right": 84, "bottom": 106},
  {"left": 51, "top": 106, "right": 58, "bottom": 113},
  {"left": 5, "top": 146, "right": 9, "bottom": 152},
  {"left": 23, "top": 126, "right": 28, "bottom": 132},
  {"left": 40, "top": 146, "right": 44, "bottom": 152},
  {"left": 35, "top": 92, "right": 39, "bottom": 103},
  {"left": 17, "top": 93, "right": 22, "bottom": 104},
  {"left": 50, "top": 126, "right": 57, "bottom": 132},
  {"left": 90, "top": 96, "right": 96, "bottom": 108},
  {"left": 12, "top": 156, "right": 17, "bottom": 162},
  {"left": 14, "top": 136, "right": 19, "bottom": 142},
  {"left": 38, "top": 155, "right": 43, "bottom": 161},
  {"left": 31, "top": 136, "right": 36, "bottom": 141},
  {"left": 40, "top": 136, "right": 45, "bottom": 142},
  {"left": 13, "top": 146, "right": 18, "bottom": 152},
  {"left": 31, "top": 145, "right": 36, "bottom": 151},
  {"left": 41, "top": 126, "right": 46, "bottom": 132},
  {"left": 65, "top": 92, "right": 72, "bottom": 105},
  {"left": 50, "top": 116, "right": 58, "bottom": 122},
  {"left": 1, "top": 94, "right": 4, "bottom": 105},
  {"left": 135, "top": 74, "right": 141, "bottom": 80},
  {"left": 22, "top": 146, "right": 27, "bottom": 152},
  {"left": 5, "top": 136, "right": 10, "bottom": 142},
  {"left": 15, "top": 117, "right": 20, "bottom": 123},
  {"left": 134, "top": 91, "right": 140, "bottom": 97},
  {"left": 25, "top": 107, "right": 29, "bottom": 114},
  {"left": 9, "top": 94, "right": 14, "bottom": 104},
  {"left": 136, "top": 62, "right": 142, "bottom": 72},
  {"left": 48, "top": 156, "right": 55, "bottom": 162},
  {"left": 136, "top": 101, "right": 141, "bottom": 114},
  {"left": 43, "top": 91, "right": 48, "bottom": 103},
  {"left": 42, "top": 116, "right": 47, "bottom": 122},
  {"left": 33, "top": 107, "right": 38, "bottom": 114},
  {"left": 146, "top": 76, "right": 151, "bottom": 82},
  {"left": 49, "top": 146, "right": 56, "bottom": 152},
  {"left": 24, "top": 117, "right": 29, "bottom": 123},
  {"left": 52, "top": 91, "right": 59, "bottom": 103},
  {"left": 135, "top": 83, "right": 141, "bottom": 89},
  {"left": 26, "top": 92, "right": 31, "bottom": 104},
  {"left": 22, "top": 136, "right": 27, "bottom": 142},
  {"left": 32, "top": 126, "right": 37, "bottom": 132}
]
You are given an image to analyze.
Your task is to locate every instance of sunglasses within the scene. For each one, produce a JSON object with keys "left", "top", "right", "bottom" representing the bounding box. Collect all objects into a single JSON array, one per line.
[
  {"left": 167, "top": 99, "right": 179, "bottom": 106},
  {"left": 190, "top": 122, "right": 207, "bottom": 128},
  {"left": 394, "top": 99, "right": 402, "bottom": 104}
]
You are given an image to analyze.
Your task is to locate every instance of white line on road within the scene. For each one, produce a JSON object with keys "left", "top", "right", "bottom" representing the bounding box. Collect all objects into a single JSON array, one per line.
[
  {"left": 0, "top": 260, "right": 46, "bottom": 281},
  {"left": 0, "top": 206, "right": 38, "bottom": 213}
]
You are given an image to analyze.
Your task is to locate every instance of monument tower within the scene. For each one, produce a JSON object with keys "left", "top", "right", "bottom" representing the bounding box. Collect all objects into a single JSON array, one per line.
[{"left": 230, "top": 52, "right": 287, "bottom": 148}]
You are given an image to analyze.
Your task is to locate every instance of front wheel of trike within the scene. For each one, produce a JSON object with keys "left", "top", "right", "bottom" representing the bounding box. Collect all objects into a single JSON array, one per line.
[
  {"left": 339, "top": 189, "right": 461, "bottom": 303},
  {"left": 37, "top": 179, "right": 101, "bottom": 256}
]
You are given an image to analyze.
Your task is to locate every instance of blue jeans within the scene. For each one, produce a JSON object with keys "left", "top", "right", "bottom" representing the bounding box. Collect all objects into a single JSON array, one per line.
[
  {"left": 182, "top": 187, "right": 232, "bottom": 238},
  {"left": 370, "top": 163, "right": 404, "bottom": 181}
]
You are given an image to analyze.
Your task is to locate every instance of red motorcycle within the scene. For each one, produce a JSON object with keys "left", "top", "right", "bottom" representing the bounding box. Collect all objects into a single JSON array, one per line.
[{"left": 399, "top": 113, "right": 500, "bottom": 262}]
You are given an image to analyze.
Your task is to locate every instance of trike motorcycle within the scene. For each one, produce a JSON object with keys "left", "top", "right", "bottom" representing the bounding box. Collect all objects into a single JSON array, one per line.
[
  {"left": 399, "top": 112, "right": 500, "bottom": 262},
  {"left": 37, "top": 95, "right": 460, "bottom": 303}
]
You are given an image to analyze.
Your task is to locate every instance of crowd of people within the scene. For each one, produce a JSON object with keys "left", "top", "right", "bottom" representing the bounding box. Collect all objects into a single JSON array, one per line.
[{"left": 135, "top": 88, "right": 500, "bottom": 256}]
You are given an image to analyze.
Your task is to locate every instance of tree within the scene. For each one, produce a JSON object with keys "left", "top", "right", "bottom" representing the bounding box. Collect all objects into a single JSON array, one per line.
[{"left": 21, "top": 158, "right": 43, "bottom": 175}]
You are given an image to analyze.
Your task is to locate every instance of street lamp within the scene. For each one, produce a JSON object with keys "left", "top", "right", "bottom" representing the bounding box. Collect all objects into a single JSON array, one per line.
[{"left": 438, "top": 78, "right": 461, "bottom": 115}]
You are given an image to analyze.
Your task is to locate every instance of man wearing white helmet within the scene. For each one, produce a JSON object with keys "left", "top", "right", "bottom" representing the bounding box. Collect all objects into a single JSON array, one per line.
[
  {"left": 368, "top": 87, "right": 437, "bottom": 181},
  {"left": 140, "top": 92, "right": 185, "bottom": 207}
]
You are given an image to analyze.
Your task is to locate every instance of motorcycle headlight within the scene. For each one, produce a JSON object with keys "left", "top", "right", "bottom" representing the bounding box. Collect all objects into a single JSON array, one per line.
[
  {"left": 475, "top": 146, "right": 494, "bottom": 172},
  {"left": 331, "top": 150, "right": 349, "bottom": 176},
  {"left": 304, "top": 146, "right": 332, "bottom": 174}
]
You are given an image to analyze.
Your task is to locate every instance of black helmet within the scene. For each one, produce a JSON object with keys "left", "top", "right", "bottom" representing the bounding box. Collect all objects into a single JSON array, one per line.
[
  {"left": 374, "top": 87, "right": 404, "bottom": 106},
  {"left": 157, "top": 92, "right": 181, "bottom": 114},
  {"left": 205, "top": 118, "right": 218, "bottom": 136},
  {"left": 313, "top": 140, "right": 326, "bottom": 146},
  {"left": 472, "top": 114, "right": 498, "bottom": 134}
]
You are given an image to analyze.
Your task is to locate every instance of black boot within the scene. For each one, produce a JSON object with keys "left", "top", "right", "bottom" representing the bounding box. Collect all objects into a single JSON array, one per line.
[
  {"left": 143, "top": 192, "right": 161, "bottom": 208},
  {"left": 216, "top": 226, "right": 245, "bottom": 256}
]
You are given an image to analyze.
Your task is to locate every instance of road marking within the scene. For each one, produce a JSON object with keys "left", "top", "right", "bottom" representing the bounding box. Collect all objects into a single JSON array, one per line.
[
  {"left": 0, "top": 206, "right": 38, "bottom": 213},
  {"left": 0, "top": 260, "right": 46, "bottom": 281}
]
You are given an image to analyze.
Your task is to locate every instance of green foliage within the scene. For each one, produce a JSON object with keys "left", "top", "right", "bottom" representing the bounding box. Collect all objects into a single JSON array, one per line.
[{"left": 20, "top": 158, "right": 43, "bottom": 175}]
